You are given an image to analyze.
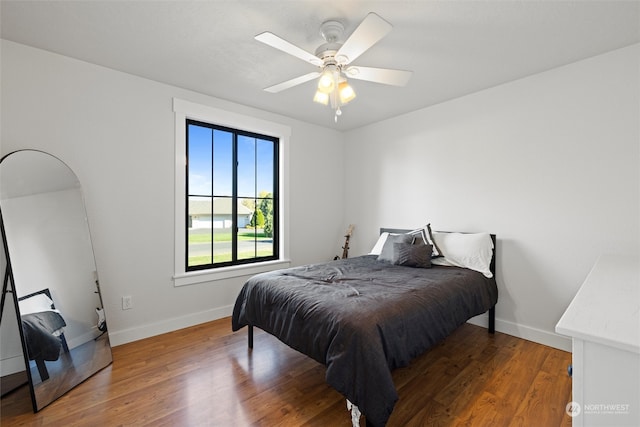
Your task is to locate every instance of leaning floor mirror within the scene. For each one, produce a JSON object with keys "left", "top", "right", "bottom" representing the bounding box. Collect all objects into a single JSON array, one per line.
[{"left": 0, "top": 150, "right": 112, "bottom": 412}]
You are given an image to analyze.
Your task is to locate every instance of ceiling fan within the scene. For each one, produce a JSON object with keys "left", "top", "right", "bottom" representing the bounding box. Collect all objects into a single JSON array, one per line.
[{"left": 255, "top": 12, "right": 413, "bottom": 122}]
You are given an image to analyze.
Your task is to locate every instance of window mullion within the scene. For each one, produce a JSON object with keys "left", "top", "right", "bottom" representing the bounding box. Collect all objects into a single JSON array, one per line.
[
  {"left": 210, "top": 128, "right": 215, "bottom": 268},
  {"left": 254, "top": 138, "right": 258, "bottom": 255},
  {"left": 232, "top": 132, "right": 238, "bottom": 262}
]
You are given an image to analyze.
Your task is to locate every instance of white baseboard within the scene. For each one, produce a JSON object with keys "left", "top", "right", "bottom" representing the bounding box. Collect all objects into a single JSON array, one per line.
[
  {"left": 467, "top": 313, "right": 572, "bottom": 352},
  {"left": 67, "top": 329, "right": 100, "bottom": 350},
  {"left": 107, "top": 306, "right": 572, "bottom": 353},
  {"left": 108, "top": 305, "right": 234, "bottom": 347},
  {"left": 0, "top": 355, "right": 25, "bottom": 376}
]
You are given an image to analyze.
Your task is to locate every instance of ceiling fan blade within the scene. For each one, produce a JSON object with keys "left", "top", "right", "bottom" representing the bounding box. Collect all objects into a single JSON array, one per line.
[
  {"left": 345, "top": 66, "right": 412, "bottom": 87},
  {"left": 335, "top": 12, "right": 392, "bottom": 65},
  {"left": 255, "top": 32, "right": 323, "bottom": 67},
  {"left": 263, "top": 72, "right": 320, "bottom": 93}
]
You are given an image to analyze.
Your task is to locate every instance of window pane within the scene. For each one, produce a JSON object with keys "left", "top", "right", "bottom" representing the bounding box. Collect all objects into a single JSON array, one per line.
[
  {"left": 213, "top": 130, "right": 233, "bottom": 197},
  {"left": 237, "top": 135, "right": 256, "bottom": 198},
  {"left": 238, "top": 197, "right": 255, "bottom": 260},
  {"left": 188, "top": 125, "right": 212, "bottom": 196},
  {"left": 237, "top": 230, "right": 255, "bottom": 260},
  {"left": 257, "top": 195, "right": 275, "bottom": 257},
  {"left": 187, "top": 196, "right": 212, "bottom": 267},
  {"left": 239, "top": 197, "right": 255, "bottom": 228},
  {"left": 238, "top": 201, "right": 274, "bottom": 260},
  {"left": 256, "top": 139, "right": 274, "bottom": 196},
  {"left": 212, "top": 197, "right": 233, "bottom": 263}
]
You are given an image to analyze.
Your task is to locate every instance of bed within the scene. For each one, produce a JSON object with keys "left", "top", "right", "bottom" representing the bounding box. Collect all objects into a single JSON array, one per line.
[
  {"left": 18, "top": 288, "right": 69, "bottom": 382},
  {"left": 231, "top": 227, "right": 498, "bottom": 426}
]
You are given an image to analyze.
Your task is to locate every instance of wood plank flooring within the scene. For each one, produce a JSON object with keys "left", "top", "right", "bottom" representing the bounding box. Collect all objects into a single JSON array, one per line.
[{"left": 1, "top": 317, "right": 572, "bottom": 426}]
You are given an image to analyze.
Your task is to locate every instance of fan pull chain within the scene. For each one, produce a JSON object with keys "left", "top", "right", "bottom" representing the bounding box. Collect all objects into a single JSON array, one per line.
[{"left": 335, "top": 107, "right": 342, "bottom": 122}]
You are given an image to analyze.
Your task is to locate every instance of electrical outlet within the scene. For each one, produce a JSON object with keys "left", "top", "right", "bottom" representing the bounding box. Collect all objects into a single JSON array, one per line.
[{"left": 122, "top": 295, "right": 133, "bottom": 310}]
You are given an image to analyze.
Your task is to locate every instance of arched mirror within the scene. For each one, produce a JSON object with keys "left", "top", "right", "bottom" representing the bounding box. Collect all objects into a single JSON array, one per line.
[{"left": 0, "top": 150, "right": 112, "bottom": 412}]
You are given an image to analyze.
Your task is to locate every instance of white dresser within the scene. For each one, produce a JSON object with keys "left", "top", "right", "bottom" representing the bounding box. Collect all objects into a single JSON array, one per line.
[{"left": 556, "top": 254, "right": 639, "bottom": 426}]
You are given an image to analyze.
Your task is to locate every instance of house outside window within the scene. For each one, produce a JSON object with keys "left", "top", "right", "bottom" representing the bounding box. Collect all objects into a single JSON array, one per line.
[{"left": 188, "top": 198, "right": 253, "bottom": 230}]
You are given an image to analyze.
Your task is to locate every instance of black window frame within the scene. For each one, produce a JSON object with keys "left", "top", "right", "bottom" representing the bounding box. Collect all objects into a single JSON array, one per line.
[{"left": 185, "top": 118, "right": 279, "bottom": 271}]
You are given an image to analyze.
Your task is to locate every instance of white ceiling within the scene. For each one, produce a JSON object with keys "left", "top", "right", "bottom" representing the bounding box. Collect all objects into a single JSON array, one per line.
[{"left": 2, "top": 1, "right": 639, "bottom": 131}]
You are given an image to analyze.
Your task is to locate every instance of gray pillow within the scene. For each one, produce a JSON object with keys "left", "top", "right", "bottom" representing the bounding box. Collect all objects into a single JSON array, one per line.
[
  {"left": 377, "top": 233, "right": 413, "bottom": 262},
  {"left": 393, "top": 242, "right": 433, "bottom": 268},
  {"left": 409, "top": 223, "right": 442, "bottom": 258}
]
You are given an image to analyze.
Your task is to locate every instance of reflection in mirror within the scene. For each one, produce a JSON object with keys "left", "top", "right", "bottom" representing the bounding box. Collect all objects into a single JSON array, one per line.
[{"left": 0, "top": 150, "right": 112, "bottom": 412}]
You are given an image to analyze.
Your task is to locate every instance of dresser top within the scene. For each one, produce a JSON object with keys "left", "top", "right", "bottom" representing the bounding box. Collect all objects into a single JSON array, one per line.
[{"left": 556, "top": 254, "right": 639, "bottom": 354}]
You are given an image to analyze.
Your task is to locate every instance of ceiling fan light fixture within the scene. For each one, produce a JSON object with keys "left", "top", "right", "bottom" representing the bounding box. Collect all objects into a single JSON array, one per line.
[
  {"left": 313, "top": 90, "right": 329, "bottom": 105},
  {"left": 317, "top": 69, "right": 335, "bottom": 93},
  {"left": 338, "top": 81, "right": 356, "bottom": 104}
]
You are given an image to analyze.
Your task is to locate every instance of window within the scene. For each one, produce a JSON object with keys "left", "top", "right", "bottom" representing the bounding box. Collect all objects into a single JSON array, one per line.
[
  {"left": 173, "top": 99, "right": 290, "bottom": 286},
  {"left": 186, "top": 120, "right": 278, "bottom": 270}
]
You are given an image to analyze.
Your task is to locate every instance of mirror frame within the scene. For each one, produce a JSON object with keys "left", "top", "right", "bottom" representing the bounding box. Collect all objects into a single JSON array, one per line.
[{"left": 0, "top": 149, "right": 112, "bottom": 412}]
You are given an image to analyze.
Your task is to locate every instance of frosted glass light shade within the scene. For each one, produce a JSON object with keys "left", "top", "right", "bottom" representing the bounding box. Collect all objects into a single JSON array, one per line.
[
  {"left": 317, "top": 71, "right": 335, "bottom": 94},
  {"left": 338, "top": 81, "right": 356, "bottom": 104},
  {"left": 313, "top": 90, "right": 329, "bottom": 105}
]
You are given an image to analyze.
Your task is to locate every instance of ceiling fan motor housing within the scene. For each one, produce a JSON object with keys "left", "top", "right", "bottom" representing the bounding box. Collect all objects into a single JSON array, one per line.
[
  {"left": 319, "top": 20, "right": 344, "bottom": 43},
  {"left": 315, "top": 44, "right": 341, "bottom": 65},
  {"left": 316, "top": 20, "right": 348, "bottom": 66}
]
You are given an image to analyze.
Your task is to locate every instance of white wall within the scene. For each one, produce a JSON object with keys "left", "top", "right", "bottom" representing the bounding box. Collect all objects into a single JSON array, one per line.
[
  {"left": 0, "top": 40, "right": 345, "bottom": 356},
  {"left": 2, "top": 38, "right": 638, "bottom": 361},
  {"left": 344, "top": 44, "right": 640, "bottom": 350}
]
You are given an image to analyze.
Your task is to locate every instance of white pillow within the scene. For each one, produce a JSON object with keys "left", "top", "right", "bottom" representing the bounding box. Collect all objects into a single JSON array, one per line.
[
  {"left": 19, "top": 293, "right": 54, "bottom": 315},
  {"left": 369, "top": 232, "right": 390, "bottom": 255},
  {"left": 431, "top": 232, "right": 494, "bottom": 278}
]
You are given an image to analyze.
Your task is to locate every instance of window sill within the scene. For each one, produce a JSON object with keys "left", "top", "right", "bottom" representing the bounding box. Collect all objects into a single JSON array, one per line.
[{"left": 173, "top": 259, "right": 291, "bottom": 287}]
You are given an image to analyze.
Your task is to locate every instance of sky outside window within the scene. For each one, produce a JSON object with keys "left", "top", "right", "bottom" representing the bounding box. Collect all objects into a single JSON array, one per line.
[{"left": 188, "top": 125, "right": 273, "bottom": 197}]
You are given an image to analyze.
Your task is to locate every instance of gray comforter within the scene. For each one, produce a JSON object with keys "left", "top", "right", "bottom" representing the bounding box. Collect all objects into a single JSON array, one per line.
[
  {"left": 231, "top": 255, "right": 498, "bottom": 426},
  {"left": 21, "top": 311, "right": 66, "bottom": 362}
]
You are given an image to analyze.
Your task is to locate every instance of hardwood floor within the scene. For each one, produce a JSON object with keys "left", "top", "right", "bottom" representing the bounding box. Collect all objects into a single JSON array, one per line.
[{"left": 1, "top": 317, "right": 572, "bottom": 426}]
